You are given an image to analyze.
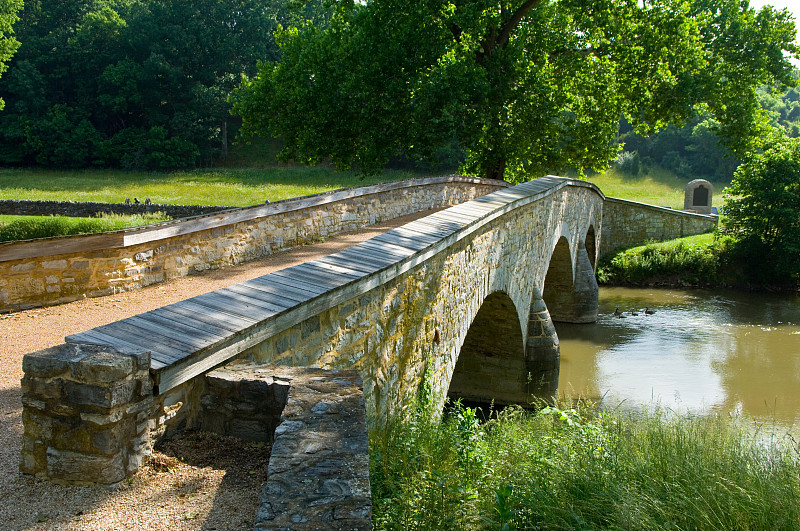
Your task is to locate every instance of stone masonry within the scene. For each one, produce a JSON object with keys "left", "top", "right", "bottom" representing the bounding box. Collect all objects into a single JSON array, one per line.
[
  {"left": 20, "top": 343, "right": 154, "bottom": 485},
  {"left": 600, "top": 197, "right": 717, "bottom": 257}
]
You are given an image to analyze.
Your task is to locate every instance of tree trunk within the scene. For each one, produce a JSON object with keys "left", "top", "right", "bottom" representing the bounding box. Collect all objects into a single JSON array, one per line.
[
  {"left": 485, "top": 157, "right": 507, "bottom": 181},
  {"left": 221, "top": 120, "right": 228, "bottom": 160}
]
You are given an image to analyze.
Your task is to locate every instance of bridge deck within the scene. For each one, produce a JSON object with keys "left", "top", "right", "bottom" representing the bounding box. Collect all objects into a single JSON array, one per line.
[{"left": 66, "top": 176, "right": 584, "bottom": 392}]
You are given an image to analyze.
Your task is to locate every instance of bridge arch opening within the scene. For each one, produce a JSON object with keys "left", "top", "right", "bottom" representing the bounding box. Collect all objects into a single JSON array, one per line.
[
  {"left": 542, "top": 236, "right": 574, "bottom": 322},
  {"left": 585, "top": 225, "right": 597, "bottom": 270},
  {"left": 447, "top": 291, "right": 529, "bottom": 406}
]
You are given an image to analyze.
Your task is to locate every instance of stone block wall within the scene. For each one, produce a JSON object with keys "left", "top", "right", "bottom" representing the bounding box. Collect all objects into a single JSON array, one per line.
[
  {"left": 600, "top": 197, "right": 717, "bottom": 258},
  {"left": 203, "top": 361, "right": 371, "bottom": 530},
  {"left": 0, "top": 176, "right": 505, "bottom": 313},
  {"left": 20, "top": 344, "right": 154, "bottom": 485}
]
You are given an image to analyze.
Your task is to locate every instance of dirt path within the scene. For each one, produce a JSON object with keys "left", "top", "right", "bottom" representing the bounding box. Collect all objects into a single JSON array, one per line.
[{"left": 0, "top": 208, "right": 439, "bottom": 530}]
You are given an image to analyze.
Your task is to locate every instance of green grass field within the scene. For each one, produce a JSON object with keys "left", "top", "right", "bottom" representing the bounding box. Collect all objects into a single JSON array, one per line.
[
  {"left": 0, "top": 158, "right": 727, "bottom": 241},
  {"left": 586, "top": 166, "right": 729, "bottom": 210},
  {"left": 0, "top": 166, "right": 426, "bottom": 207}
]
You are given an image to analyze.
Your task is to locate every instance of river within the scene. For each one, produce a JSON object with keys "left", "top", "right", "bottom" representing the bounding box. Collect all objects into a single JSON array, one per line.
[{"left": 555, "top": 287, "right": 800, "bottom": 433}]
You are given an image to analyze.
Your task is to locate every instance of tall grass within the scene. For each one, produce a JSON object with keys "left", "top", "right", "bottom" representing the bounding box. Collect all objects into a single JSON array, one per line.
[
  {"left": 370, "top": 399, "right": 800, "bottom": 530},
  {"left": 0, "top": 212, "right": 171, "bottom": 242}
]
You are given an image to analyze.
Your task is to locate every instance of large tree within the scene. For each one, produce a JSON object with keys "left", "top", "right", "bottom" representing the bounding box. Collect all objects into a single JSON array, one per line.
[
  {"left": 234, "top": 0, "right": 798, "bottom": 182},
  {"left": 0, "top": 0, "right": 22, "bottom": 111}
]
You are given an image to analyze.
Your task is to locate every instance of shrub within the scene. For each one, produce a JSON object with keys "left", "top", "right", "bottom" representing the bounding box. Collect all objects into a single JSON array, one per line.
[
  {"left": 722, "top": 132, "right": 800, "bottom": 284},
  {"left": 596, "top": 233, "right": 723, "bottom": 286},
  {"left": 614, "top": 151, "right": 641, "bottom": 176}
]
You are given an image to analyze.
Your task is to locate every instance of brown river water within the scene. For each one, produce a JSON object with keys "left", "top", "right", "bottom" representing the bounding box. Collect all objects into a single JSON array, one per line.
[{"left": 556, "top": 287, "right": 800, "bottom": 433}]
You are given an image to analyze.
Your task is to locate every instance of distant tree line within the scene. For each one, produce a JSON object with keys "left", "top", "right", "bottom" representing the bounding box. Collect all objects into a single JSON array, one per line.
[
  {"left": 0, "top": 0, "right": 327, "bottom": 170},
  {"left": 614, "top": 71, "right": 800, "bottom": 183}
]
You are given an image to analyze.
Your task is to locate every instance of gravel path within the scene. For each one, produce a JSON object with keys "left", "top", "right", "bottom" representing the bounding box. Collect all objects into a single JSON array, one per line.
[{"left": 0, "top": 209, "right": 438, "bottom": 530}]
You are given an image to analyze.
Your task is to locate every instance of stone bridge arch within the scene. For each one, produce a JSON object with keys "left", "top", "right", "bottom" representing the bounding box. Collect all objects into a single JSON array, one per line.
[{"left": 446, "top": 290, "right": 529, "bottom": 406}]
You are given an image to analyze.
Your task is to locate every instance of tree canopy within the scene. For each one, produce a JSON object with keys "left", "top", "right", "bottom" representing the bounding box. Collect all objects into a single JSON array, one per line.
[
  {"left": 0, "top": 0, "right": 22, "bottom": 111},
  {"left": 0, "top": 0, "right": 330, "bottom": 169},
  {"left": 234, "top": 0, "right": 799, "bottom": 182}
]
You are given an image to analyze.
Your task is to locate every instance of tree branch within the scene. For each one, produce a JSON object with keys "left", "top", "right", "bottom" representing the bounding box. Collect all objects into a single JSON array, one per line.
[
  {"left": 497, "top": 0, "right": 543, "bottom": 50},
  {"left": 449, "top": 22, "right": 462, "bottom": 43}
]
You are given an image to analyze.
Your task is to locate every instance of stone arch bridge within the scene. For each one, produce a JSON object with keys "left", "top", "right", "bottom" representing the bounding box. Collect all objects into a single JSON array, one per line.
[{"left": 22, "top": 176, "right": 605, "bottom": 486}]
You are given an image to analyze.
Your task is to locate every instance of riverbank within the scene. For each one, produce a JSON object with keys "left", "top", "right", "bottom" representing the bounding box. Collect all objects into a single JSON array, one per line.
[
  {"left": 371, "top": 399, "right": 800, "bottom": 530},
  {"left": 597, "top": 233, "right": 799, "bottom": 292}
]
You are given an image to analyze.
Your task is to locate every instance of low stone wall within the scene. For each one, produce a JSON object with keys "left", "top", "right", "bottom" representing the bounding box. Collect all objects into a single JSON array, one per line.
[
  {"left": 206, "top": 361, "right": 371, "bottom": 531},
  {"left": 0, "top": 176, "right": 506, "bottom": 313},
  {"left": 0, "top": 199, "right": 231, "bottom": 219},
  {"left": 600, "top": 197, "right": 717, "bottom": 258}
]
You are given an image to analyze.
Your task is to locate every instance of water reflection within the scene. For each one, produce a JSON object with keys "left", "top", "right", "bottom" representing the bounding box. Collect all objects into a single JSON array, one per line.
[{"left": 556, "top": 287, "right": 800, "bottom": 431}]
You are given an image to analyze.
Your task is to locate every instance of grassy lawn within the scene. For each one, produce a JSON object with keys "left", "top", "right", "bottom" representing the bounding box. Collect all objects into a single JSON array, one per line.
[
  {"left": 0, "top": 212, "right": 172, "bottom": 242},
  {"left": 586, "top": 166, "right": 730, "bottom": 210},
  {"left": 0, "top": 166, "right": 429, "bottom": 207},
  {"left": 0, "top": 159, "right": 726, "bottom": 241}
]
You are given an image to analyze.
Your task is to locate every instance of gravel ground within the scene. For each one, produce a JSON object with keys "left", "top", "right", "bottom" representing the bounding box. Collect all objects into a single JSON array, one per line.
[{"left": 0, "top": 210, "right": 437, "bottom": 530}]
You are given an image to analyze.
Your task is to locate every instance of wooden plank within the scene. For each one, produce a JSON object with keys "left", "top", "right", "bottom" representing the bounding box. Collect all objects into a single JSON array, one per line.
[
  {"left": 245, "top": 274, "right": 326, "bottom": 298},
  {"left": 402, "top": 217, "right": 463, "bottom": 235},
  {"left": 266, "top": 269, "right": 337, "bottom": 293},
  {"left": 110, "top": 317, "right": 207, "bottom": 354},
  {"left": 0, "top": 232, "right": 124, "bottom": 263},
  {"left": 315, "top": 254, "right": 381, "bottom": 275},
  {"left": 371, "top": 232, "right": 433, "bottom": 252},
  {"left": 176, "top": 298, "right": 261, "bottom": 327},
  {"left": 352, "top": 241, "right": 416, "bottom": 264},
  {"left": 125, "top": 315, "right": 216, "bottom": 351},
  {"left": 386, "top": 225, "right": 449, "bottom": 244},
  {"left": 304, "top": 259, "right": 366, "bottom": 280},
  {"left": 191, "top": 292, "right": 274, "bottom": 321},
  {"left": 385, "top": 225, "right": 443, "bottom": 243},
  {"left": 67, "top": 329, "right": 169, "bottom": 370},
  {"left": 239, "top": 277, "right": 316, "bottom": 302},
  {"left": 336, "top": 246, "right": 401, "bottom": 268},
  {"left": 371, "top": 231, "right": 432, "bottom": 250},
  {"left": 206, "top": 289, "right": 285, "bottom": 316},
  {"left": 136, "top": 309, "right": 230, "bottom": 344},
  {"left": 157, "top": 303, "right": 250, "bottom": 334},
  {"left": 225, "top": 283, "right": 298, "bottom": 310},
  {"left": 72, "top": 322, "right": 187, "bottom": 363},
  {"left": 427, "top": 210, "right": 476, "bottom": 225},
  {"left": 283, "top": 263, "right": 354, "bottom": 288}
]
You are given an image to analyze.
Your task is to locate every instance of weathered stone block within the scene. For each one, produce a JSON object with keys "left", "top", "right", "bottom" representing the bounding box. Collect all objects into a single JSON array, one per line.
[
  {"left": 69, "top": 352, "right": 135, "bottom": 383},
  {"left": 46, "top": 448, "right": 125, "bottom": 485}
]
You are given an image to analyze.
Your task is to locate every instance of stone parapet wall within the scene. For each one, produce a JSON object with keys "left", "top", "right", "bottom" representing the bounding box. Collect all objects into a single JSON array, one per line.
[
  {"left": 0, "top": 176, "right": 506, "bottom": 313},
  {"left": 0, "top": 199, "right": 230, "bottom": 219},
  {"left": 21, "top": 177, "right": 600, "bottom": 492},
  {"left": 600, "top": 197, "right": 717, "bottom": 258}
]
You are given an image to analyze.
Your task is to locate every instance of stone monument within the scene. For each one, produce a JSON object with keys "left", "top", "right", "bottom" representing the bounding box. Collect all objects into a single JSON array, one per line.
[{"left": 684, "top": 179, "right": 714, "bottom": 215}]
